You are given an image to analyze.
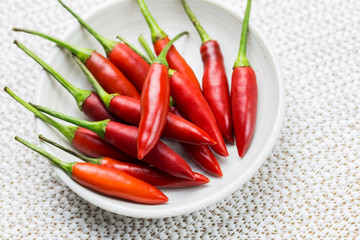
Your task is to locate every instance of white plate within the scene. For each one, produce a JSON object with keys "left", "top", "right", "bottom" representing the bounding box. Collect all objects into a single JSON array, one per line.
[{"left": 35, "top": 0, "right": 284, "bottom": 218}]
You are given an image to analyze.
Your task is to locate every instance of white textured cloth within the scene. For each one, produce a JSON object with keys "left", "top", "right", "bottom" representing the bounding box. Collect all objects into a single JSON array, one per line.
[{"left": 1, "top": 0, "right": 360, "bottom": 239}]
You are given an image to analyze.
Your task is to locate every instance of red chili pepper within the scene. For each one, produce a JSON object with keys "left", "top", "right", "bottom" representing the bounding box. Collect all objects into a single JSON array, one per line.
[
  {"left": 14, "top": 40, "right": 120, "bottom": 123},
  {"left": 57, "top": 0, "right": 150, "bottom": 93},
  {"left": 136, "top": 0, "right": 201, "bottom": 91},
  {"left": 5, "top": 88, "right": 195, "bottom": 179},
  {"left": 169, "top": 108, "right": 223, "bottom": 176},
  {"left": 4, "top": 87, "right": 137, "bottom": 163},
  {"left": 33, "top": 105, "right": 195, "bottom": 179},
  {"left": 181, "top": 0, "right": 233, "bottom": 143},
  {"left": 169, "top": 71, "right": 229, "bottom": 157},
  {"left": 40, "top": 135, "right": 209, "bottom": 188},
  {"left": 15, "top": 136, "right": 168, "bottom": 204},
  {"left": 231, "top": 0, "right": 257, "bottom": 157},
  {"left": 12, "top": 28, "right": 140, "bottom": 99},
  {"left": 72, "top": 54, "right": 215, "bottom": 147},
  {"left": 138, "top": 32, "right": 188, "bottom": 158}
]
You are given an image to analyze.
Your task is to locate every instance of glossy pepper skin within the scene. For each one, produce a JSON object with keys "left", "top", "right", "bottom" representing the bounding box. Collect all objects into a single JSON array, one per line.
[
  {"left": 200, "top": 41, "right": 233, "bottom": 143},
  {"left": 73, "top": 56, "right": 215, "bottom": 147},
  {"left": 231, "top": 67, "right": 257, "bottom": 157},
  {"left": 72, "top": 127, "right": 137, "bottom": 162},
  {"left": 4, "top": 86, "right": 137, "bottom": 163},
  {"left": 14, "top": 40, "right": 120, "bottom": 123},
  {"left": 231, "top": 0, "right": 257, "bottom": 157},
  {"left": 153, "top": 37, "right": 201, "bottom": 90},
  {"left": 57, "top": 0, "right": 150, "bottom": 93},
  {"left": 13, "top": 28, "right": 140, "bottom": 99},
  {"left": 138, "top": 63, "right": 170, "bottom": 158},
  {"left": 15, "top": 137, "right": 168, "bottom": 205},
  {"left": 170, "top": 71, "right": 229, "bottom": 157},
  {"left": 181, "top": 0, "right": 233, "bottom": 143},
  {"left": 137, "top": 32, "right": 188, "bottom": 159},
  {"left": 169, "top": 108, "right": 223, "bottom": 177},
  {"left": 136, "top": 0, "right": 201, "bottom": 91},
  {"left": 85, "top": 52, "right": 140, "bottom": 98},
  {"left": 40, "top": 136, "right": 210, "bottom": 188},
  {"left": 81, "top": 92, "right": 120, "bottom": 122},
  {"left": 32, "top": 105, "right": 195, "bottom": 180}
]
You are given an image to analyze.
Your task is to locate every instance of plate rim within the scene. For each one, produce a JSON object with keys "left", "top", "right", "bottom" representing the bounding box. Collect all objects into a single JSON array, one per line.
[{"left": 35, "top": 0, "right": 285, "bottom": 218}]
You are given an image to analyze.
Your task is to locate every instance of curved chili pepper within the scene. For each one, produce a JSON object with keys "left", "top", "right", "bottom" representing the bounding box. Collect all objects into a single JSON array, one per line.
[
  {"left": 15, "top": 137, "right": 168, "bottom": 204},
  {"left": 12, "top": 28, "right": 140, "bottom": 99},
  {"left": 4, "top": 87, "right": 137, "bottom": 163},
  {"left": 40, "top": 135, "right": 209, "bottom": 188},
  {"left": 231, "top": 0, "right": 257, "bottom": 157},
  {"left": 138, "top": 32, "right": 188, "bottom": 159},
  {"left": 168, "top": 108, "right": 223, "bottom": 176},
  {"left": 136, "top": 33, "right": 227, "bottom": 158},
  {"left": 72, "top": 55, "right": 215, "bottom": 147},
  {"left": 14, "top": 40, "right": 120, "bottom": 123},
  {"left": 170, "top": 71, "right": 229, "bottom": 157},
  {"left": 57, "top": 0, "right": 149, "bottom": 93},
  {"left": 181, "top": 0, "right": 233, "bottom": 143},
  {"left": 136, "top": 0, "right": 201, "bottom": 91},
  {"left": 28, "top": 104, "right": 195, "bottom": 180}
]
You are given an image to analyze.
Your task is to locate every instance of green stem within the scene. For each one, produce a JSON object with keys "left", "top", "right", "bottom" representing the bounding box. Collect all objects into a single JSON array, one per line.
[
  {"left": 116, "top": 36, "right": 152, "bottom": 65},
  {"left": 153, "top": 31, "right": 188, "bottom": 68},
  {"left": 138, "top": 34, "right": 156, "bottom": 61},
  {"left": 4, "top": 87, "right": 77, "bottom": 143},
  {"left": 234, "top": 0, "right": 252, "bottom": 68},
  {"left": 31, "top": 103, "right": 109, "bottom": 139},
  {"left": 14, "top": 40, "right": 92, "bottom": 111},
  {"left": 136, "top": 0, "right": 167, "bottom": 43},
  {"left": 57, "top": 0, "right": 117, "bottom": 55},
  {"left": 39, "top": 134, "right": 101, "bottom": 165},
  {"left": 12, "top": 28, "right": 94, "bottom": 63},
  {"left": 15, "top": 136, "right": 75, "bottom": 176},
  {"left": 72, "top": 56, "right": 116, "bottom": 109},
  {"left": 180, "top": 0, "right": 211, "bottom": 44}
]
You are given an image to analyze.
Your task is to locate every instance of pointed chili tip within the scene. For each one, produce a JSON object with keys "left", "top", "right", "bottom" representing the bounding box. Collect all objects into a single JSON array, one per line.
[
  {"left": 158, "top": 192, "right": 169, "bottom": 203},
  {"left": 194, "top": 172, "right": 210, "bottom": 183}
]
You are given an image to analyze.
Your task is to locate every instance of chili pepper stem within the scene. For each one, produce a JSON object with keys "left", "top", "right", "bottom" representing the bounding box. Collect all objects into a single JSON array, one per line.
[
  {"left": 72, "top": 56, "right": 116, "bottom": 109},
  {"left": 12, "top": 27, "right": 94, "bottom": 63},
  {"left": 4, "top": 87, "right": 77, "bottom": 143},
  {"left": 39, "top": 134, "right": 101, "bottom": 165},
  {"left": 116, "top": 36, "right": 152, "bottom": 65},
  {"left": 138, "top": 34, "right": 156, "bottom": 60},
  {"left": 14, "top": 40, "right": 92, "bottom": 111},
  {"left": 153, "top": 31, "right": 188, "bottom": 68},
  {"left": 136, "top": 0, "right": 167, "bottom": 43},
  {"left": 30, "top": 103, "right": 109, "bottom": 139},
  {"left": 180, "top": 0, "right": 211, "bottom": 44},
  {"left": 234, "top": 0, "right": 251, "bottom": 68},
  {"left": 57, "top": 0, "right": 117, "bottom": 55},
  {"left": 15, "top": 136, "right": 75, "bottom": 176}
]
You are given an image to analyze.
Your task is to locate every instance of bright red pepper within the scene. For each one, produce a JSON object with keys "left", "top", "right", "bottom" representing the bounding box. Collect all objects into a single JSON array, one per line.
[
  {"left": 72, "top": 56, "right": 215, "bottom": 147},
  {"left": 14, "top": 41, "right": 120, "bottom": 123},
  {"left": 170, "top": 71, "right": 229, "bottom": 157},
  {"left": 15, "top": 137, "right": 168, "bottom": 204},
  {"left": 13, "top": 28, "right": 140, "bottom": 99},
  {"left": 30, "top": 104, "right": 196, "bottom": 180},
  {"left": 169, "top": 108, "right": 223, "bottom": 177},
  {"left": 181, "top": 0, "right": 233, "bottom": 143},
  {"left": 231, "top": 0, "right": 257, "bottom": 157},
  {"left": 138, "top": 32, "right": 187, "bottom": 159},
  {"left": 4, "top": 86, "right": 137, "bottom": 163},
  {"left": 136, "top": 0, "right": 201, "bottom": 91},
  {"left": 57, "top": 0, "right": 150, "bottom": 93},
  {"left": 41, "top": 135, "right": 210, "bottom": 188}
]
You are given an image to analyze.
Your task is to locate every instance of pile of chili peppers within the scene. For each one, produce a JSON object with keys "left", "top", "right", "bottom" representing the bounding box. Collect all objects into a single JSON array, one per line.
[{"left": 6, "top": 0, "right": 257, "bottom": 204}]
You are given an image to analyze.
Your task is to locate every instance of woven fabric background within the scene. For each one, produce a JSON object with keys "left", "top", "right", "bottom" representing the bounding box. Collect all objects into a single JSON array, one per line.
[{"left": 1, "top": 0, "right": 359, "bottom": 239}]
